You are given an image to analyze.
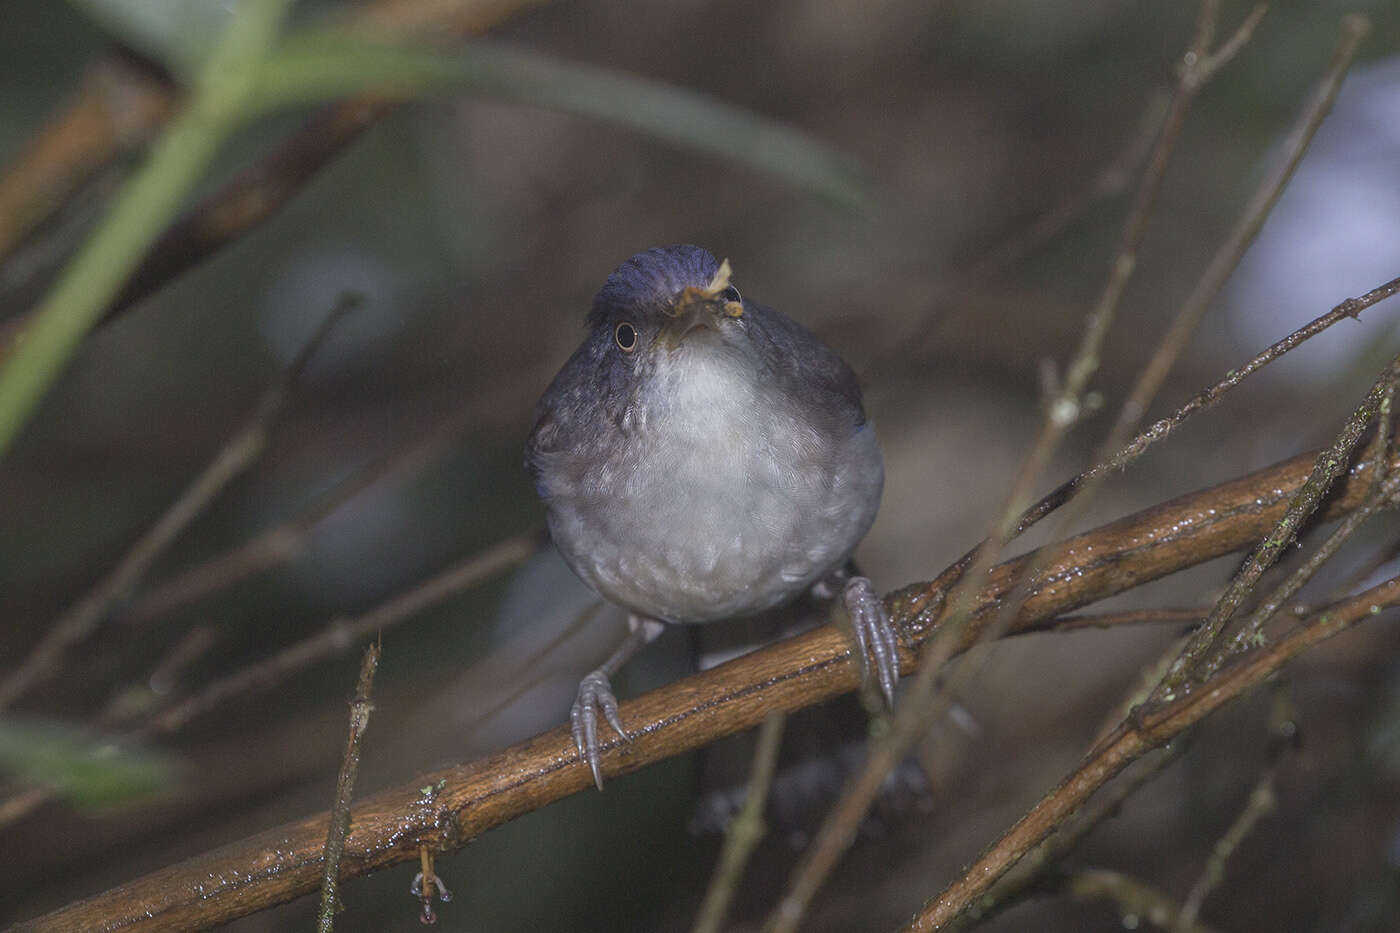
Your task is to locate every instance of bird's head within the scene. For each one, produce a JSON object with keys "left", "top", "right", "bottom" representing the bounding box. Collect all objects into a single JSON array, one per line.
[{"left": 585, "top": 245, "right": 753, "bottom": 384}]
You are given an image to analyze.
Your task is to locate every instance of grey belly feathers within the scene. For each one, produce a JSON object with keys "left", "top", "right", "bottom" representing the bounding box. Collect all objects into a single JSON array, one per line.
[
  {"left": 540, "top": 336, "right": 883, "bottom": 623},
  {"left": 529, "top": 316, "right": 879, "bottom": 622}
]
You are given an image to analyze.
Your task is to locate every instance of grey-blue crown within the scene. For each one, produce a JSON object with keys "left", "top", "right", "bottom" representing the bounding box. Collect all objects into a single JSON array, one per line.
[{"left": 589, "top": 245, "right": 720, "bottom": 324}]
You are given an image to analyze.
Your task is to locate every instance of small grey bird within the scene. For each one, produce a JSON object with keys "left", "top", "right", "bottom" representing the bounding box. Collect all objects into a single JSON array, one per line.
[{"left": 526, "top": 245, "right": 898, "bottom": 789}]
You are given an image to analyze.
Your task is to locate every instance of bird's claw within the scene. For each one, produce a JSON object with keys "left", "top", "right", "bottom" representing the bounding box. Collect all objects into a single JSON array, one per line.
[
  {"left": 571, "top": 669, "right": 630, "bottom": 790},
  {"left": 843, "top": 576, "right": 900, "bottom": 707}
]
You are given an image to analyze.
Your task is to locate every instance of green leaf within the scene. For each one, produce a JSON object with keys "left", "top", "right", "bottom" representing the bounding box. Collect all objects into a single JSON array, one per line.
[
  {"left": 250, "top": 32, "right": 873, "bottom": 210},
  {"left": 0, "top": 0, "right": 293, "bottom": 460},
  {"left": 0, "top": 718, "right": 178, "bottom": 808},
  {"left": 67, "top": 0, "right": 240, "bottom": 79}
]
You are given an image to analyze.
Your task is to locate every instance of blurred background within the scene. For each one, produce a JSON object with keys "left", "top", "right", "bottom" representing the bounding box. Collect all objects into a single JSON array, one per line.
[{"left": 1, "top": 0, "right": 1399, "bottom": 930}]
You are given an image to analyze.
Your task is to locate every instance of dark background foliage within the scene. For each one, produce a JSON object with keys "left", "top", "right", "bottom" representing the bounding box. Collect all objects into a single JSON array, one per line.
[{"left": 1, "top": 1, "right": 1398, "bottom": 930}]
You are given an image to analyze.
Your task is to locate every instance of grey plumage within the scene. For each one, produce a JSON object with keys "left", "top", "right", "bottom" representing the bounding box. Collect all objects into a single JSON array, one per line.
[{"left": 526, "top": 245, "right": 896, "bottom": 788}]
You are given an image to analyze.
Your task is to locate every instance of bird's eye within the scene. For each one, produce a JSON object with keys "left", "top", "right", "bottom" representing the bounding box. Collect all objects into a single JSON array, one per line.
[
  {"left": 720, "top": 285, "right": 741, "bottom": 304},
  {"left": 614, "top": 321, "right": 638, "bottom": 352}
]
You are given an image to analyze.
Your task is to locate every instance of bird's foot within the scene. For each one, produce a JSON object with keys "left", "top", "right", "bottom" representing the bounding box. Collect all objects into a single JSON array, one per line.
[
  {"left": 842, "top": 576, "right": 900, "bottom": 707},
  {"left": 570, "top": 616, "right": 665, "bottom": 790},
  {"left": 571, "top": 668, "right": 630, "bottom": 791}
]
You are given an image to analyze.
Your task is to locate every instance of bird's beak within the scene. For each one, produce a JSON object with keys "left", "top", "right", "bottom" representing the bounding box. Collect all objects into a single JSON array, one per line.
[
  {"left": 657, "top": 259, "right": 743, "bottom": 351},
  {"left": 657, "top": 299, "right": 724, "bottom": 349}
]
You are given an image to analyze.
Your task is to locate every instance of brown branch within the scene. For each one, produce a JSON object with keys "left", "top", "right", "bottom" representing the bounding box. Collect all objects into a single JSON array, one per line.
[
  {"left": 1055, "top": 868, "right": 1221, "bottom": 933},
  {"left": 0, "top": 300, "right": 351, "bottom": 712},
  {"left": 0, "top": 56, "right": 174, "bottom": 266},
  {"left": 1042, "top": 608, "right": 1206, "bottom": 634},
  {"left": 124, "top": 403, "right": 478, "bottom": 623},
  {"left": 945, "top": 738, "right": 1193, "bottom": 931},
  {"left": 1174, "top": 686, "right": 1292, "bottom": 930},
  {"left": 691, "top": 711, "right": 786, "bottom": 933},
  {"left": 1115, "top": 11, "right": 1369, "bottom": 431},
  {"left": 145, "top": 529, "right": 541, "bottom": 736},
  {"left": 867, "top": 85, "right": 1170, "bottom": 378},
  {"left": 903, "top": 573, "right": 1400, "bottom": 932},
  {"left": 0, "top": 531, "right": 538, "bottom": 833},
  {"left": 1212, "top": 458, "right": 1400, "bottom": 669},
  {"left": 762, "top": 6, "right": 1267, "bottom": 926},
  {"left": 15, "top": 443, "right": 1398, "bottom": 933},
  {"left": 317, "top": 642, "right": 380, "bottom": 933},
  {"left": 1154, "top": 350, "right": 1399, "bottom": 700},
  {"left": 0, "top": 0, "right": 544, "bottom": 355}
]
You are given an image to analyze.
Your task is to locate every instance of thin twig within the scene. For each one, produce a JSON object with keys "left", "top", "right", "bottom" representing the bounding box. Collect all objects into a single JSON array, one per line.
[
  {"left": 317, "top": 642, "right": 381, "bottom": 933},
  {"left": 691, "top": 712, "right": 786, "bottom": 933},
  {"left": 0, "top": 297, "right": 352, "bottom": 712},
  {"left": 903, "top": 573, "right": 1400, "bottom": 932},
  {"left": 1011, "top": 273, "right": 1400, "bottom": 538},
  {"left": 1189, "top": 4, "right": 1269, "bottom": 87},
  {"left": 1154, "top": 350, "right": 1400, "bottom": 702},
  {"left": 1057, "top": 868, "right": 1221, "bottom": 933},
  {"left": 1103, "top": 276, "right": 1400, "bottom": 476},
  {"left": 868, "top": 87, "right": 1170, "bottom": 377},
  {"left": 145, "top": 529, "right": 540, "bottom": 735},
  {"left": 1174, "top": 686, "right": 1293, "bottom": 930},
  {"left": 1042, "top": 608, "right": 1206, "bottom": 634},
  {"left": 988, "top": 10, "right": 1374, "bottom": 689},
  {"left": 1115, "top": 12, "right": 1369, "bottom": 432},
  {"left": 124, "top": 403, "right": 476, "bottom": 623},
  {"left": 763, "top": 5, "right": 1251, "bottom": 926},
  {"left": 945, "top": 737, "right": 1193, "bottom": 931},
  {"left": 0, "top": 531, "right": 535, "bottom": 833},
  {"left": 1210, "top": 462, "right": 1400, "bottom": 671}
]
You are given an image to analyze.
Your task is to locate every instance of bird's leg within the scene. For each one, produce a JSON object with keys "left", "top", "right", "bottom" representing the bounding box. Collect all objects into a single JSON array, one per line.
[
  {"left": 572, "top": 613, "right": 666, "bottom": 790},
  {"left": 818, "top": 567, "right": 900, "bottom": 707}
]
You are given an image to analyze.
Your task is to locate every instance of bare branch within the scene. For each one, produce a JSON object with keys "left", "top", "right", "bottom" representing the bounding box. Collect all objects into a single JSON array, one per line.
[
  {"left": 903, "top": 573, "right": 1399, "bottom": 931},
  {"left": 0, "top": 0, "right": 542, "bottom": 292},
  {"left": 1211, "top": 461, "right": 1400, "bottom": 670},
  {"left": 0, "top": 300, "right": 351, "bottom": 711},
  {"left": 14, "top": 444, "right": 1398, "bottom": 933},
  {"left": 1154, "top": 351, "right": 1400, "bottom": 701},
  {"left": 124, "top": 403, "right": 477, "bottom": 623},
  {"left": 762, "top": 4, "right": 1268, "bottom": 925},
  {"left": 0, "top": 57, "right": 174, "bottom": 266},
  {"left": 1058, "top": 868, "right": 1221, "bottom": 933},
  {"left": 1116, "top": 12, "right": 1370, "bottom": 432},
  {"left": 317, "top": 642, "right": 380, "bottom": 933},
  {"left": 691, "top": 712, "right": 786, "bottom": 933},
  {"left": 944, "top": 738, "right": 1192, "bottom": 931},
  {"left": 145, "top": 530, "right": 540, "bottom": 735},
  {"left": 1175, "top": 687, "right": 1293, "bottom": 929}
]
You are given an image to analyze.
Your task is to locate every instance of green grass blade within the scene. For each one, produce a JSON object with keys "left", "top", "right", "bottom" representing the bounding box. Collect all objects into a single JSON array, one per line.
[
  {"left": 0, "top": 0, "right": 294, "bottom": 460},
  {"left": 251, "top": 33, "right": 873, "bottom": 209}
]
